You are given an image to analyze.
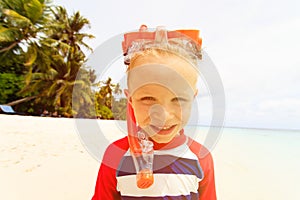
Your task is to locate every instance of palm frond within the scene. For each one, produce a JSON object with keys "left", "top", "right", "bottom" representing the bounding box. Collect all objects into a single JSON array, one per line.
[
  {"left": 24, "top": 44, "right": 37, "bottom": 66},
  {"left": 2, "top": 8, "right": 31, "bottom": 27},
  {"left": 24, "top": 65, "right": 32, "bottom": 85},
  {"left": 0, "top": 26, "right": 19, "bottom": 42},
  {"left": 47, "top": 81, "right": 59, "bottom": 97},
  {"left": 31, "top": 72, "right": 44, "bottom": 80},
  {"left": 24, "top": 0, "right": 43, "bottom": 23}
]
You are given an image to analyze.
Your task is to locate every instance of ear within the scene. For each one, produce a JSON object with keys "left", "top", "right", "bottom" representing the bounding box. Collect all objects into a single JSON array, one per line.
[
  {"left": 124, "top": 89, "right": 131, "bottom": 101},
  {"left": 193, "top": 89, "right": 198, "bottom": 98}
]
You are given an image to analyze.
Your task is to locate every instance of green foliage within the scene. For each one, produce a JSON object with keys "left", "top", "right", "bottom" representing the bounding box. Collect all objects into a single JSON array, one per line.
[
  {"left": 0, "top": 73, "right": 25, "bottom": 104},
  {"left": 0, "top": 1, "right": 96, "bottom": 117},
  {"left": 0, "top": 0, "right": 51, "bottom": 53},
  {"left": 111, "top": 98, "right": 127, "bottom": 120},
  {"left": 0, "top": 0, "right": 51, "bottom": 112},
  {"left": 23, "top": 0, "right": 44, "bottom": 24},
  {"left": 71, "top": 67, "right": 96, "bottom": 118},
  {"left": 94, "top": 77, "right": 125, "bottom": 119},
  {"left": 95, "top": 104, "right": 114, "bottom": 120},
  {"left": 0, "top": 0, "right": 126, "bottom": 119}
]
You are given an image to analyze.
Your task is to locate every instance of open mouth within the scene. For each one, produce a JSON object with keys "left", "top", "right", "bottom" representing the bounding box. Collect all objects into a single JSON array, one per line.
[{"left": 149, "top": 124, "right": 176, "bottom": 135}]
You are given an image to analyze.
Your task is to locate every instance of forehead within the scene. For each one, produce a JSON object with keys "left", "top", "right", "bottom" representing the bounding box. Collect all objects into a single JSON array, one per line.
[
  {"left": 132, "top": 83, "right": 193, "bottom": 99},
  {"left": 130, "top": 52, "right": 198, "bottom": 77},
  {"left": 127, "top": 64, "right": 196, "bottom": 97},
  {"left": 127, "top": 53, "right": 198, "bottom": 96}
]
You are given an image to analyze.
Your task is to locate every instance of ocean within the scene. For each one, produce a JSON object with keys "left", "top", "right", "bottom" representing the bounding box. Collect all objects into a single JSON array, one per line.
[{"left": 207, "top": 127, "right": 300, "bottom": 200}]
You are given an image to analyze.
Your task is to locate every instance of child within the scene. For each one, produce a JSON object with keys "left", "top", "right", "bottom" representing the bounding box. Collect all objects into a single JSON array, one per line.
[{"left": 92, "top": 25, "right": 217, "bottom": 200}]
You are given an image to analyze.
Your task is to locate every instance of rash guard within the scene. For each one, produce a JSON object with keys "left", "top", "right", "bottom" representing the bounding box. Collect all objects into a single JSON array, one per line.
[{"left": 91, "top": 132, "right": 216, "bottom": 200}]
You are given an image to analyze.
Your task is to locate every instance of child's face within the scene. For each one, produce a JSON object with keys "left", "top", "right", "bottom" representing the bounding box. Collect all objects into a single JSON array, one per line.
[
  {"left": 127, "top": 52, "right": 198, "bottom": 143},
  {"left": 131, "top": 84, "right": 194, "bottom": 143}
]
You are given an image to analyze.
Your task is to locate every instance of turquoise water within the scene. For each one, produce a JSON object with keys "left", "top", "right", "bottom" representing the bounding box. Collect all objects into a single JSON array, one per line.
[
  {"left": 204, "top": 127, "right": 300, "bottom": 200},
  {"left": 185, "top": 125, "right": 300, "bottom": 155},
  {"left": 217, "top": 127, "right": 300, "bottom": 159}
]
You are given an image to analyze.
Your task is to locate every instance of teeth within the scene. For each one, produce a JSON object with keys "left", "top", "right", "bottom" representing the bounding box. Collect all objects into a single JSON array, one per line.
[
  {"left": 151, "top": 125, "right": 174, "bottom": 131},
  {"left": 159, "top": 126, "right": 172, "bottom": 130}
]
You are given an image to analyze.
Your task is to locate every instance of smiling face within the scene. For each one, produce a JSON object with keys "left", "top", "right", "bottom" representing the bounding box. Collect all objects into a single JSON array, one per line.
[
  {"left": 126, "top": 50, "right": 198, "bottom": 143},
  {"left": 130, "top": 84, "right": 194, "bottom": 143}
]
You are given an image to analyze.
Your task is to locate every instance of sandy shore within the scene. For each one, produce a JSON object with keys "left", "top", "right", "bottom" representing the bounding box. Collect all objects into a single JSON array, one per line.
[
  {"left": 0, "top": 114, "right": 299, "bottom": 199},
  {"left": 0, "top": 114, "right": 99, "bottom": 200}
]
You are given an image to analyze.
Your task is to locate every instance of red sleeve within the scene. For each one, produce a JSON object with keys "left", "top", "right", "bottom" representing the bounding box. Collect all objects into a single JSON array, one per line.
[
  {"left": 91, "top": 137, "right": 129, "bottom": 200},
  {"left": 188, "top": 138, "right": 217, "bottom": 200}
]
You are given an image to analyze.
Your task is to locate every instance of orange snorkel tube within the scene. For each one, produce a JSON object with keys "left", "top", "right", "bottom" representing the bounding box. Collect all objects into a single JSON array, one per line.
[{"left": 127, "top": 102, "right": 154, "bottom": 189}]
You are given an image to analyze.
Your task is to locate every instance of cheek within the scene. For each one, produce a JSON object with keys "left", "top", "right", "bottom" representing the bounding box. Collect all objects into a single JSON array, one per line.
[
  {"left": 178, "top": 103, "right": 193, "bottom": 122},
  {"left": 132, "top": 104, "right": 150, "bottom": 125}
]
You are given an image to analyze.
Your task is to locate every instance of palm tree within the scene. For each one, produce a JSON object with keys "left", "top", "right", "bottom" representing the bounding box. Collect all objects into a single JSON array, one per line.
[
  {"left": 0, "top": 0, "right": 51, "bottom": 109},
  {"left": 96, "top": 77, "right": 123, "bottom": 109},
  {"left": 1, "top": 2, "right": 95, "bottom": 117},
  {"left": 94, "top": 77, "right": 125, "bottom": 119},
  {"left": 20, "top": 6, "right": 95, "bottom": 117},
  {"left": 0, "top": 0, "right": 51, "bottom": 60}
]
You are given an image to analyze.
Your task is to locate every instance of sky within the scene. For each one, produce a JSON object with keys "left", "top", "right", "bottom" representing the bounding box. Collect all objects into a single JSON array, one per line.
[{"left": 53, "top": 0, "right": 300, "bottom": 130}]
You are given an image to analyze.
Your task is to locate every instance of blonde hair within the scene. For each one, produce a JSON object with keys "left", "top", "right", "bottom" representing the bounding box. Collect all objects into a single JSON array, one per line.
[
  {"left": 126, "top": 46, "right": 199, "bottom": 91},
  {"left": 126, "top": 37, "right": 201, "bottom": 71}
]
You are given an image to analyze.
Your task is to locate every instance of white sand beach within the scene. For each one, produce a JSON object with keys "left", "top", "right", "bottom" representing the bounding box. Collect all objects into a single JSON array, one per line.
[{"left": 0, "top": 114, "right": 299, "bottom": 200}]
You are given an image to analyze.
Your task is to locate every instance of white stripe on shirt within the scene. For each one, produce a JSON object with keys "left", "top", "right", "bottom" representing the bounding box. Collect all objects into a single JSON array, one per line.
[{"left": 117, "top": 173, "right": 201, "bottom": 197}]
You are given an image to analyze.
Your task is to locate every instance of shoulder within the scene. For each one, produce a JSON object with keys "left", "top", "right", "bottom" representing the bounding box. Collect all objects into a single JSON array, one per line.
[
  {"left": 105, "top": 136, "right": 129, "bottom": 155},
  {"left": 186, "top": 137, "right": 213, "bottom": 163},
  {"left": 102, "top": 136, "right": 129, "bottom": 168},
  {"left": 108, "top": 136, "right": 129, "bottom": 150},
  {"left": 186, "top": 137, "right": 215, "bottom": 180}
]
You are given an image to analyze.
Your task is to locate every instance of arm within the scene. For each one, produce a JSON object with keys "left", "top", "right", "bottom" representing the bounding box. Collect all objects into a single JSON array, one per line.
[
  {"left": 198, "top": 150, "right": 217, "bottom": 200},
  {"left": 187, "top": 138, "right": 217, "bottom": 200},
  {"left": 91, "top": 163, "right": 121, "bottom": 200},
  {"left": 91, "top": 137, "right": 129, "bottom": 200}
]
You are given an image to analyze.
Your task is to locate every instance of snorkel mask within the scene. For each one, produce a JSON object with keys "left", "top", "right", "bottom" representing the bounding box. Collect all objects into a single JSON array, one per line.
[{"left": 123, "top": 25, "right": 202, "bottom": 189}]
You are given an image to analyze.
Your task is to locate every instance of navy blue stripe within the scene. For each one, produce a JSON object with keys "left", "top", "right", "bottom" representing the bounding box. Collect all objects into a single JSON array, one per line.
[
  {"left": 117, "top": 155, "right": 203, "bottom": 180},
  {"left": 154, "top": 155, "right": 203, "bottom": 179},
  {"left": 121, "top": 192, "right": 199, "bottom": 200},
  {"left": 116, "top": 155, "right": 136, "bottom": 176}
]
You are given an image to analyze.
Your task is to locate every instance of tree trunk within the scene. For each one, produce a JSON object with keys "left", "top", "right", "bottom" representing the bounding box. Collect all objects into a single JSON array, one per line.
[{"left": 7, "top": 96, "right": 37, "bottom": 106}]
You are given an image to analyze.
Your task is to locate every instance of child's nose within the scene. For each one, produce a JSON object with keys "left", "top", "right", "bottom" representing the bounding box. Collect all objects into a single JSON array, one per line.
[{"left": 149, "top": 104, "right": 173, "bottom": 125}]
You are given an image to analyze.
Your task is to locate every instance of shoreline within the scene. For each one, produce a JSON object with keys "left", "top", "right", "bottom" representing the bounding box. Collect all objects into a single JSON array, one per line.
[
  {"left": 2, "top": 114, "right": 299, "bottom": 132},
  {"left": 0, "top": 114, "right": 299, "bottom": 200}
]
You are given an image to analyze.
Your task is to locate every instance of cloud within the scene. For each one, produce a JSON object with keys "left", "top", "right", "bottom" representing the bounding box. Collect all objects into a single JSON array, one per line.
[{"left": 258, "top": 98, "right": 300, "bottom": 115}]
